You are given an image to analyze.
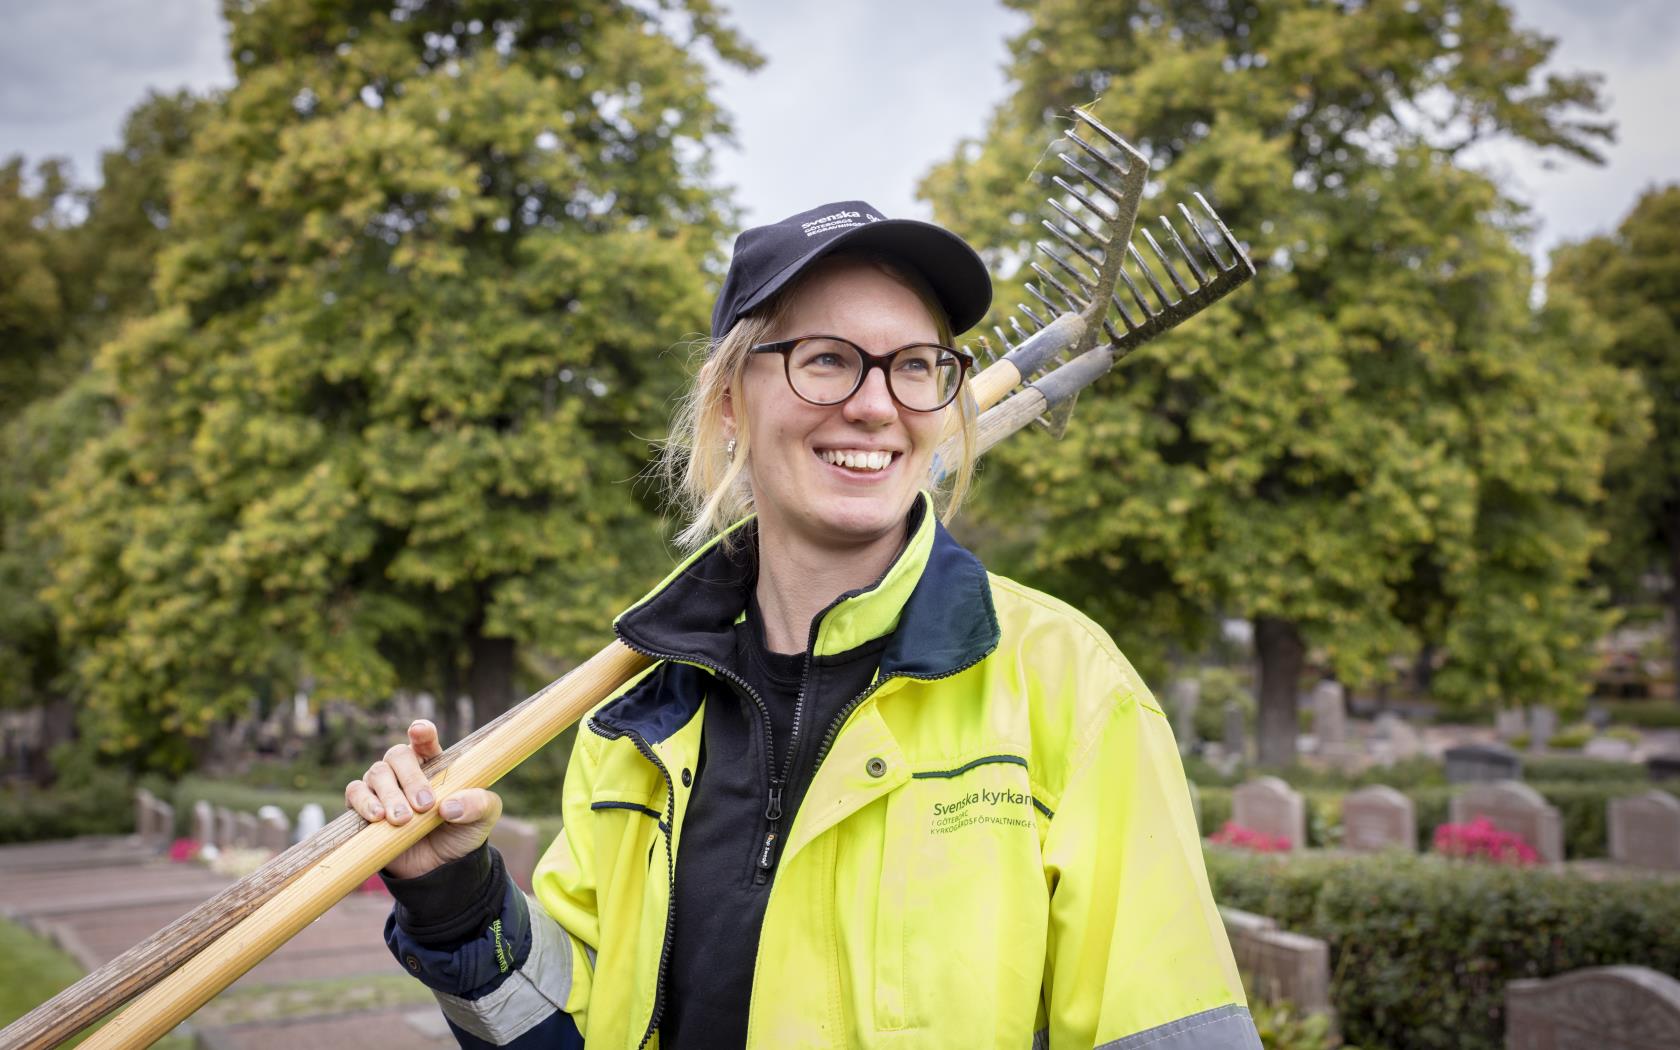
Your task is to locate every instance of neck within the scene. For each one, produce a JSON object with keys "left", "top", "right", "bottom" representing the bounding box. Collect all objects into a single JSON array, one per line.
[{"left": 753, "top": 519, "right": 909, "bottom": 655}]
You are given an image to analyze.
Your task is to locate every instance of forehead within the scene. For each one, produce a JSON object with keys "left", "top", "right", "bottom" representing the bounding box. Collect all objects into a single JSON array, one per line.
[{"left": 772, "top": 258, "right": 940, "bottom": 346}]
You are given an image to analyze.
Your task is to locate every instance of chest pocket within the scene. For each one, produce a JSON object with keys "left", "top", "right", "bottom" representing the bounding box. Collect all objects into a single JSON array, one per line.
[{"left": 873, "top": 754, "right": 1050, "bottom": 1037}]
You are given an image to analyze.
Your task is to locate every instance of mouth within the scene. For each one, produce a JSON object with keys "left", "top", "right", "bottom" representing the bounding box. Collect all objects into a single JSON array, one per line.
[{"left": 815, "top": 447, "right": 901, "bottom": 474}]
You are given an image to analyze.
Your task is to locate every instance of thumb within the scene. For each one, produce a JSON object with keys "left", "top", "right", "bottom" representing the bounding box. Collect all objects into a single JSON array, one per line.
[{"left": 439, "top": 787, "right": 503, "bottom": 827}]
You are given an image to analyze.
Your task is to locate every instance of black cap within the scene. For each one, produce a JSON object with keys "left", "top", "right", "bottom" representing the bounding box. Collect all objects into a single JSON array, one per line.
[{"left": 710, "top": 200, "right": 992, "bottom": 339}]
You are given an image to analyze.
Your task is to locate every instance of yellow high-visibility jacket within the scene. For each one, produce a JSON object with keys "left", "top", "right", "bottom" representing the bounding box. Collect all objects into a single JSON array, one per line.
[{"left": 429, "top": 496, "right": 1255, "bottom": 1049}]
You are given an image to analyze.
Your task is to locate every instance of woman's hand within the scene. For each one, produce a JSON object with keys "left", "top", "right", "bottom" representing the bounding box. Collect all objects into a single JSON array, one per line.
[{"left": 344, "top": 719, "right": 502, "bottom": 881}]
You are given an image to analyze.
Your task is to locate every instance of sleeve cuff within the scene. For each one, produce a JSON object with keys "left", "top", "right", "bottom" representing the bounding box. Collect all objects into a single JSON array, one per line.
[{"left": 383, "top": 843, "right": 507, "bottom": 949}]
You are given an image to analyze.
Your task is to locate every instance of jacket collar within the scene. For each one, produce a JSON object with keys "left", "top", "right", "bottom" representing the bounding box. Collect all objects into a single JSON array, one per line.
[{"left": 600, "top": 493, "right": 998, "bottom": 743}]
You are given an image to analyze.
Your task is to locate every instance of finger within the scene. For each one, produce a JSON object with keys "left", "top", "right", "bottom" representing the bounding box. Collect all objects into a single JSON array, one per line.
[
  {"left": 408, "top": 719, "right": 444, "bottom": 763},
  {"left": 384, "top": 741, "right": 435, "bottom": 813},
  {"left": 439, "top": 788, "right": 503, "bottom": 827},
  {"left": 343, "top": 779, "right": 385, "bottom": 822},
  {"left": 363, "top": 760, "right": 414, "bottom": 824}
]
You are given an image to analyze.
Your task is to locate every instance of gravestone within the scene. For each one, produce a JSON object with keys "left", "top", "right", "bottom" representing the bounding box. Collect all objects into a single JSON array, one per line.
[
  {"left": 1505, "top": 966, "right": 1680, "bottom": 1049},
  {"left": 1341, "top": 785, "right": 1415, "bottom": 852},
  {"left": 491, "top": 817, "right": 542, "bottom": 891},
  {"left": 296, "top": 802, "right": 326, "bottom": 841},
  {"left": 1583, "top": 736, "right": 1634, "bottom": 761},
  {"left": 1232, "top": 776, "right": 1306, "bottom": 850},
  {"left": 154, "top": 799, "right": 175, "bottom": 840},
  {"left": 134, "top": 788, "right": 156, "bottom": 838},
  {"left": 1445, "top": 743, "right": 1522, "bottom": 784},
  {"left": 1607, "top": 791, "right": 1680, "bottom": 872},
  {"left": 1648, "top": 754, "right": 1680, "bottom": 783},
  {"left": 1496, "top": 708, "right": 1526, "bottom": 742},
  {"left": 192, "top": 800, "right": 215, "bottom": 844},
  {"left": 235, "top": 812, "right": 259, "bottom": 849},
  {"left": 1170, "top": 678, "right": 1201, "bottom": 754},
  {"left": 1372, "top": 713, "right": 1422, "bottom": 760},
  {"left": 1311, "top": 680, "right": 1347, "bottom": 751},
  {"left": 1529, "top": 707, "right": 1557, "bottom": 751},
  {"left": 257, "top": 806, "right": 291, "bottom": 854},
  {"left": 1449, "top": 781, "right": 1564, "bottom": 863},
  {"left": 1220, "top": 907, "right": 1331, "bottom": 1017},
  {"left": 1223, "top": 703, "right": 1247, "bottom": 761},
  {"left": 215, "top": 807, "right": 238, "bottom": 849}
]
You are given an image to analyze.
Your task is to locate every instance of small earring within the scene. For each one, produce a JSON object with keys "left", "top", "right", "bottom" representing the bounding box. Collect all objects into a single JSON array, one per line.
[{"left": 726, "top": 437, "right": 737, "bottom": 459}]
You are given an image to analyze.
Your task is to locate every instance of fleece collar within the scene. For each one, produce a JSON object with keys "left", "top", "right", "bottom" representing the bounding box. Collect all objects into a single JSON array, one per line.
[{"left": 598, "top": 493, "right": 998, "bottom": 744}]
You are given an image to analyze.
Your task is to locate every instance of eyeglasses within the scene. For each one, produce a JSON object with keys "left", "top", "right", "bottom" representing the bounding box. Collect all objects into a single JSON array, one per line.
[{"left": 749, "top": 335, "right": 973, "bottom": 412}]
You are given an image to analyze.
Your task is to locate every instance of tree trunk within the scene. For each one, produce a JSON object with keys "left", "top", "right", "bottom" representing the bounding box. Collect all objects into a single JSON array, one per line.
[
  {"left": 467, "top": 633, "right": 518, "bottom": 725},
  {"left": 1665, "top": 506, "right": 1680, "bottom": 701},
  {"left": 1254, "top": 616, "right": 1305, "bottom": 768}
]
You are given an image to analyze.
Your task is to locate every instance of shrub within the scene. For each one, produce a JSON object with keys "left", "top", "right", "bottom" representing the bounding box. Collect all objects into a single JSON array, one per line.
[
  {"left": 0, "top": 770, "right": 133, "bottom": 844},
  {"left": 1548, "top": 722, "right": 1594, "bottom": 750},
  {"left": 1606, "top": 725, "right": 1642, "bottom": 746},
  {"left": 1248, "top": 996, "right": 1348, "bottom": 1050},
  {"left": 1205, "top": 849, "right": 1680, "bottom": 1050},
  {"left": 1524, "top": 755, "right": 1648, "bottom": 783},
  {"left": 1602, "top": 699, "right": 1680, "bottom": 728}
]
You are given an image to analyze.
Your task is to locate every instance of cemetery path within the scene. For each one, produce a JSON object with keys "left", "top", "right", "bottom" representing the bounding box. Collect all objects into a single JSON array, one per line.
[{"left": 0, "top": 835, "right": 457, "bottom": 1049}]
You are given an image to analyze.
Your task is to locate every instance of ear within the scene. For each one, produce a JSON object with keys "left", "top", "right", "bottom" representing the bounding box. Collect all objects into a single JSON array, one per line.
[{"left": 721, "top": 381, "right": 737, "bottom": 436}]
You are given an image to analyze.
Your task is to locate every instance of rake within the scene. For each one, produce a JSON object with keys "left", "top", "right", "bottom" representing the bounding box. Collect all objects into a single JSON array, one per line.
[{"left": 4, "top": 109, "right": 1254, "bottom": 1050}]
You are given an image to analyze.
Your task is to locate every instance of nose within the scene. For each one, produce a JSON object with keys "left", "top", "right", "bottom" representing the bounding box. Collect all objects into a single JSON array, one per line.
[{"left": 842, "top": 365, "right": 897, "bottom": 425}]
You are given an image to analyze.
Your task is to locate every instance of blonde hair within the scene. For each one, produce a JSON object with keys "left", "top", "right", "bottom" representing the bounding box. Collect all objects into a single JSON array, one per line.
[{"left": 662, "top": 255, "right": 979, "bottom": 551}]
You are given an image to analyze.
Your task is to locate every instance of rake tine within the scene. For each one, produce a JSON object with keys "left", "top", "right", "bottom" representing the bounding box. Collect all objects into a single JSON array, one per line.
[
  {"left": 1018, "top": 302, "right": 1052, "bottom": 332},
  {"left": 1051, "top": 174, "right": 1115, "bottom": 225},
  {"left": 1115, "top": 258, "right": 1160, "bottom": 319},
  {"left": 1194, "top": 191, "right": 1246, "bottom": 269},
  {"left": 1057, "top": 150, "right": 1131, "bottom": 208},
  {"left": 1127, "top": 241, "right": 1177, "bottom": 309},
  {"left": 1022, "top": 292, "right": 1060, "bottom": 328},
  {"left": 1039, "top": 240, "right": 1141, "bottom": 330},
  {"left": 1141, "top": 227, "right": 1194, "bottom": 300},
  {"left": 991, "top": 324, "right": 1017, "bottom": 353},
  {"left": 1070, "top": 107, "right": 1139, "bottom": 160},
  {"left": 1009, "top": 316, "right": 1034, "bottom": 343},
  {"left": 1048, "top": 200, "right": 1111, "bottom": 250},
  {"left": 1178, "top": 201, "right": 1226, "bottom": 268},
  {"left": 1158, "top": 215, "right": 1208, "bottom": 287},
  {"left": 1029, "top": 262, "right": 1089, "bottom": 310},
  {"left": 1038, "top": 228, "right": 1103, "bottom": 283}
]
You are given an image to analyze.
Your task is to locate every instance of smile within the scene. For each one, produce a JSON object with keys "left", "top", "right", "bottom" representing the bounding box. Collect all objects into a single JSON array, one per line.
[{"left": 816, "top": 448, "right": 899, "bottom": 472}]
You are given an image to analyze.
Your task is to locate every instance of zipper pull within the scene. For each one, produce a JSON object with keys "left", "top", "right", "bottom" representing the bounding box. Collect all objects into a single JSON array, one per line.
[
  {"left": 765, "top": 784, "right": 783, "bottom": 821},
  {"left": 757, "top": 830, "right": 779, "bottom": 872}
]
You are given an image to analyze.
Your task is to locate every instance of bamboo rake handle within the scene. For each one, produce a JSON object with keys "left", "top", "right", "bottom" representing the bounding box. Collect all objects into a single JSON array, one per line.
[{"left": 74, "top": 640, "right": 651, "bottom": 1050}]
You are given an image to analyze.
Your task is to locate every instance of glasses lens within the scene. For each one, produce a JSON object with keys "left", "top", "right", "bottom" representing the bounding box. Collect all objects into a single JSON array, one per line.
[
  {"left": 889, "top": 345, "right": 964, "bottom": 410},
  {"left": 787, "top": 338, "right": 863, "bottom": 404}
]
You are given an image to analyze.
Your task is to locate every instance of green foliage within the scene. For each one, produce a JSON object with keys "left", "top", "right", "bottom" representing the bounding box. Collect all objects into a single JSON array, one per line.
[
  {"left": 920, "top": 0, "right": 1628, "bottom": 764},
  {"left": 1247, "top": 996, "right": 1348, "bottom": 1050},
  {"left": 1206, "top": 849, "right": 1680, "bottom": 1050},
  {"left": 0, "top": 917, "right": 193, "bottom": 1048},
  {"left": 1547, "top": 722, "right": 1594, "bottom": 750},
  {"left": 0, "top": 770, "right": 132, "bottom": 844},
  {"left": 35, "top": 2, "right": 761, "bottom": 771},
  {"left": 1602, "top": 699, "right": 1680, "bottom": 728},
  {"left": 1523, "top": 754, "right": 1649, "bottom": 783}
]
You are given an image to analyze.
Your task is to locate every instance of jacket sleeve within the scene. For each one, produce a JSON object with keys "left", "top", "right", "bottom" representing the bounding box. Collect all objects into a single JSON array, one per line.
[
  {"left": 382, "top": 732, "right": 603, "bottom": 1048},
  {"left": 1040, "top": 686, "right": 1260, "bottom": 1050}
]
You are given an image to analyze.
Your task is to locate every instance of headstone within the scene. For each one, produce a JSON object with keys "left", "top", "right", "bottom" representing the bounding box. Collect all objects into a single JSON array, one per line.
[
  {"left": 1449, "top": 781, "right": 1564, "bottom": 863},
  {"left": 235, "top": 812, "right": 259, "bottom": 849},
  {"left": 1583, "top": 737, "right": 1634, "bottom": 761},
  {"left": 490, "top": 817, "right": 542, "bottom": 891},
  {"left": 456, "top": 695, "right": 475, "bottom": 738},
  {"left": 1505, "top": 965, "right": 1680, "bottom": 1050},
  {"left": 1649, "top": 754, "right": 1680, "bottom": 782},
  {"left": 1529, "top": 707, "right": 1557, "bottom": 751},
  {"left": 1223, "top": 703, "right": 1246, "bottom": 762},
  {"left": 1311, "top": 680, "right": 1347, "bottom": 750},
  {"left": 1608, "top": 791, "right": 1680, "bottom": 872},
  {"left": 215, "top": 807, "right": 238, "bottom": 849},
  {"left": 1496, "top": 708, "right": 1526, "bottom": 742},
  {"left": 295, "top": 803, "right": 326, "bottom": 842},
  {"left": 258, "top": 808, "right": 291, "bottom": 854},
  {"left": 192, "top": 800, "right": 215, "bottom": 844},
  {"left": 1170, "top": 678, "right": 1201, "bottom": 754},
  {"left": 1341, "top": 785, "right": 1415, "bottom": 852},
  {"left": 1232, "top": 776, "right": 1306, "bottom": 850},
  {"left": 1220, "top": 907, "right": 1331, "bottom": 1017},
  {"left": 154, "top": 799, "right": 175, "bottom": 840},
  {"left": 1372, "top": 713, "right": 1422, "bottom": 760},
  {"left": 1445, "top": 743, "right": 1522, "bottom": 784}
]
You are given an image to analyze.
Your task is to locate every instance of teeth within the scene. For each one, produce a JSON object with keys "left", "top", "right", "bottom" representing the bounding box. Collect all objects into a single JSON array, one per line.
[{"left": 820, "top": 449, "right": 893, "bottom": 471}]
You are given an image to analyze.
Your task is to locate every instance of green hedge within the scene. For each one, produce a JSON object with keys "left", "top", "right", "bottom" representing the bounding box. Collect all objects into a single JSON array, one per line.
[
  {"left": 0, "top": 771, "right": 134, "bottom": 844},
  {"left": 1193, "top": 781, "right": 1669, "bottom": 857},
  {"left": 1523, "top": 755, "right": 1650, "bottom": 783},
  {"left": 1206, "top": 849, "right": 1680, "bottom": 1050},
  {"left": 1601, "top": 699, "right": 1680, "bottom": 728}
]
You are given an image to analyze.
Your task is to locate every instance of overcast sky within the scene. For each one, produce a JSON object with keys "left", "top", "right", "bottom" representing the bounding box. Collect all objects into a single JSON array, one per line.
[{"left": 1, "top": 0, "right": 1674, "bottom": 262}]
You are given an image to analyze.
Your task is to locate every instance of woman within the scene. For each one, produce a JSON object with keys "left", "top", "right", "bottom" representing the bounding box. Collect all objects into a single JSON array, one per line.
[{"left": 347, "top": 201, "right": 1257, "bottom": 1050}]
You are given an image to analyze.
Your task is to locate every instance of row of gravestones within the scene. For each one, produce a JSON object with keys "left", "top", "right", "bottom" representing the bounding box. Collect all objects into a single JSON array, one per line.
[
  {"left": 1228, "top": 775, "right": 1680, "bottom": 870},
  {"left": 134, "top": 790, "right": 547, "bottom": 889}
]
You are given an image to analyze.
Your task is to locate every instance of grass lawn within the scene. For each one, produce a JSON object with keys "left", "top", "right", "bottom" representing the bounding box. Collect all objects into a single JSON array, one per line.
[{"left": 0, "top": 917, "right": 192, "bottom": 1049}]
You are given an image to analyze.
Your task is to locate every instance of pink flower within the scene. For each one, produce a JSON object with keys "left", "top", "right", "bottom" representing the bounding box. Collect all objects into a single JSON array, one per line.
[
  {"left": 357, "top": 873, "right": 390, "bottom": 896},
  {"left": 168, "top": 838, "right": 201, "bottom": 863},
  {"left": 1209, "top": 821, "right": 1293, "bottom": 853},
  {"left": 1432, "top": 818, "right": 1536, "bottom": 866}
]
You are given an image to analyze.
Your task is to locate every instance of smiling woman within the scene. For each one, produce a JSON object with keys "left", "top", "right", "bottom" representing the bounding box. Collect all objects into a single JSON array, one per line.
[{"left": 347, "top": 201, "right": 1260, "bottom": 1050}]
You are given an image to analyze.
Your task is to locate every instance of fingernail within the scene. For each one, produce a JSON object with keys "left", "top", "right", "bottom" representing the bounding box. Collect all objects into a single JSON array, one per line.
[
  {"left": 417, "top": 789, "right": 434, "bottom": 809},
  {"left": 442, "top": 799, "right": 463, "bottom": 821},
  {"left": 392, "top": 805, "right": 409, "bottom": 820},
  {"left": 368, "top": 802, "right": 384, "bottom": 820}
]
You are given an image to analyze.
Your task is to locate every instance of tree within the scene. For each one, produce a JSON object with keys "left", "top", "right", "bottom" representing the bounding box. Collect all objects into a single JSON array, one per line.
[
  {"left": 920, "top": 0, "right": 1630, "bottom": 764},
  {"left": 40, "top": 1, "right": 760, "bottom": 771},
  {"left": 1552, "top": 186, "right": 1680, "bottom": 683}
]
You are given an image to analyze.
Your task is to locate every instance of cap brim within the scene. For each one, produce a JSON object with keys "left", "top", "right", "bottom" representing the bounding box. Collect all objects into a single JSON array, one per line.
[{"left": 733, "top": 218, "right": 992, "bottom": 337}]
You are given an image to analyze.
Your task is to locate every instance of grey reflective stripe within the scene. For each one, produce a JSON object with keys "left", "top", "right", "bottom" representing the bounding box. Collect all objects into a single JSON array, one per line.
[
  {"left": 432, "top": 897, "right": 575, "bottom": 1043},
  {"left": 1030, "top": 1027, "right": 1049, "bottom": 1050},
  {"left": 1096, "top": 1004, "right": 1261, "bottom": 1050}
]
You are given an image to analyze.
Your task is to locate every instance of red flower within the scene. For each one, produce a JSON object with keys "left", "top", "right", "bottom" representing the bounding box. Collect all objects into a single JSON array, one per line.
[
  {"left": 1209, "top": 821, "right": 1292, "bottom": 853},
  {"left": 1432, "top": 818, "right": 1537, "bottom": 866}
]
